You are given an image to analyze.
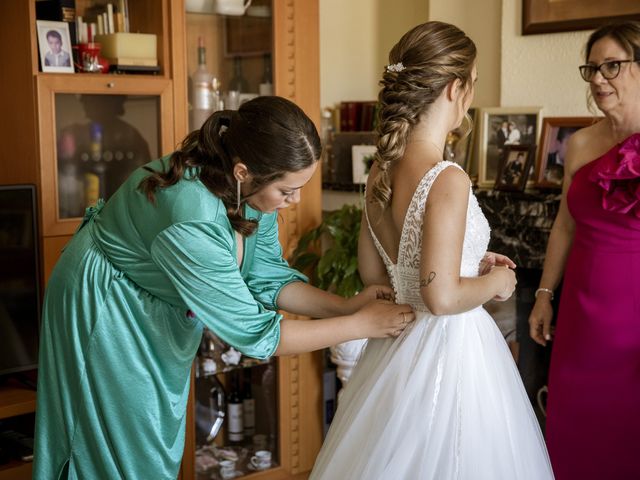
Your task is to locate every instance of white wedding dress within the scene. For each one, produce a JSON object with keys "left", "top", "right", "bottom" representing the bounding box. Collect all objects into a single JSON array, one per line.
[{"left": 310, "top": 162, "right": 554, "bottom": 480}]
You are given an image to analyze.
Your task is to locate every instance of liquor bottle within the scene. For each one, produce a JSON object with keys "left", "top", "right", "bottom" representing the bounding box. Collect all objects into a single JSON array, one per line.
[
  {"left": 84, "top": 122, "right": 106, "bottom": 207},
  {"left": 242, "top": 369, "right": 256, "bottom": 438},
  {"left": 226, "top": 371, "right": 244, "bottom": 445},
  {"left": 228, "top": 56, "right": 249, "bottom": 95},
  {"left": 57, "top": 131, "right": 83, "bottom": 217},
  {"left": 259, "top": 53, "right": 273, "bottom": 96},
  {"left": 190, "top": 36, "right": 214, "bottom": 131}
]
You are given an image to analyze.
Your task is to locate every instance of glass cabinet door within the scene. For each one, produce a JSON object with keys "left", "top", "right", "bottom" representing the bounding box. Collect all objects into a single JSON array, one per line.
[
  {"left": 55, "top": 93, "right": 160, "bottom": 218},
  {"left": 185, "top": 0, "right": 273, "bottom": 131},
  {"left": 193, "top": 329, "right": 280, "bottom": 479},
  {"left": 37, "top": 75, "right": 174, "bottom": 237}
]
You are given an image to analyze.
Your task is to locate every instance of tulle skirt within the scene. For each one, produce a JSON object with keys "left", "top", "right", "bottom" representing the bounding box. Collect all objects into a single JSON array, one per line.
[{"left": 310, "top": 307, "right": 554, "bottom": 480}]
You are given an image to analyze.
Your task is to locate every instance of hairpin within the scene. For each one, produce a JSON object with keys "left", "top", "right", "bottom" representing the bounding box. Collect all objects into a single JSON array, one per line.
[{"left": 386, "top": 62, "right": 405, "bottom": 73}]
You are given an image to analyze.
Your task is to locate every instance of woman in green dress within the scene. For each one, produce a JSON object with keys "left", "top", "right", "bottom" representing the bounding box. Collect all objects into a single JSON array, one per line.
[{"left": 33, "top": 96, "right": 414, "bottom": 479}]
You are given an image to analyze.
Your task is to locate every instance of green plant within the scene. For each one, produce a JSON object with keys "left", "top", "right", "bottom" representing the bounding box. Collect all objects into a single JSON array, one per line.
[{"left": 291, "top": 203, "right": 363, "bottom": 297}]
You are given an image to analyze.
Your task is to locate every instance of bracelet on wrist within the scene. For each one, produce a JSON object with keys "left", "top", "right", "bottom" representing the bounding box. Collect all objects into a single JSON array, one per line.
[{"left": 535, "top": 287, "right": 554, "bottom": 301}]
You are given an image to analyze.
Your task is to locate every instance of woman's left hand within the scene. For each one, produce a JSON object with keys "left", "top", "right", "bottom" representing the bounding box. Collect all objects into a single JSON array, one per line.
[
  {"left": 479, "top": 251, "right": 516, "bottom": 275},
  {"left": 343, "top": 284, "right": 395, "bottom": 314}
]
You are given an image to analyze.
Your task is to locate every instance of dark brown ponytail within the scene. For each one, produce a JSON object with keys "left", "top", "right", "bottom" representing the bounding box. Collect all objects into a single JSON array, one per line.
[{"left": 138, "top": 96, "right": 321, "bottom": 236}]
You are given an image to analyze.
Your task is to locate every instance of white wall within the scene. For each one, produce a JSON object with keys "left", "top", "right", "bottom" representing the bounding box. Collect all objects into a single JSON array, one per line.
[
  {"left": 429, "top": 0, "right": 502, "bottom": 108},
  {"left": 500, "top": 0, "right": 592, "bottom": 116},
  {"left": 319, "top": 0, "right": 428, "bottom": 108}
]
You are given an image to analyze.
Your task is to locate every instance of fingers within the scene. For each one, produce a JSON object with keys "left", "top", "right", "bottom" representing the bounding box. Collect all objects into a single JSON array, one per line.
[
  {"left": 487, "top": 251, "right": 517, "bottom": 269},
  {"left": 375, "top": 285, "right": 395, "bottom": 301},
  {"left": 529, "top": 316, "right": 546, "bottom": 346},
  {"left": 543, "top": 318, "right": 553, "bottom": 343},
  {"left": 388, "top": 307, "right": 416, "bottom": 337},
  {"left": 495, "top": 254, "right": 517, "bottom": 269}
]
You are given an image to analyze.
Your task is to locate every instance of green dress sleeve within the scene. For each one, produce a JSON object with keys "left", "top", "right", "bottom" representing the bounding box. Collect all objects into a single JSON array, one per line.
[
  {"left": 150, "top": 221, "right": 280, "bottom": 359},
  {"left": 244, "top": 211, "right": 308, "bottom": 310}
]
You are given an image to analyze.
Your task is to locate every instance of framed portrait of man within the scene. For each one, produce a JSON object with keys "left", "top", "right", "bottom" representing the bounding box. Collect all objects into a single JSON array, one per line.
[
  {"left": 37, "top": 20, "right": 75, "bottom": 73},
  {"left": 495, "top": 145, "right": 536, "bottom": 192}
]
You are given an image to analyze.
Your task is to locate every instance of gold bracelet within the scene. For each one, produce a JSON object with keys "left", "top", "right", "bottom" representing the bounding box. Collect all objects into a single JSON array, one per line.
[{"left": 535, "top": 287, "right": 554, "bottom": 301}]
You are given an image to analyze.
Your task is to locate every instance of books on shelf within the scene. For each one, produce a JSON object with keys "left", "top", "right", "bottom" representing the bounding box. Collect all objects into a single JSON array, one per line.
[{"left": 337, "top": 101, "right": 378, "bottom": 132}]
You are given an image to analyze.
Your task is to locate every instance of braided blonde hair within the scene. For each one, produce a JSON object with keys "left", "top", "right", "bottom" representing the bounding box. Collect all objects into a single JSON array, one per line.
[{"left": 371, "top": 21, "right": 477, "bottom": 208}]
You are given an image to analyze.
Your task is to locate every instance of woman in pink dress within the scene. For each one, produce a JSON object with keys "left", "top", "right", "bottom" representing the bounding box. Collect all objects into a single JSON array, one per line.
[{"left": 529, "top": 21, "right": 640, "bottom": 479}]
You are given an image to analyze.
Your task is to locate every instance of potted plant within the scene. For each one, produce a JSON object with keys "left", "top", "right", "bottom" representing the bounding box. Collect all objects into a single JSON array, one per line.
[
  {"left": 291, "top": 203, "right": 363, "bottom": 297},
  {"left": 291, "top": 202, "right": 367, "bottom": 387}
]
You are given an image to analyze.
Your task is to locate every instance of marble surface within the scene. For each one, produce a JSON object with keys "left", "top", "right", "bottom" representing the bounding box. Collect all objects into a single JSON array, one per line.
[{"left": 475, "top": 189, "right": 561, "bottom": 269}]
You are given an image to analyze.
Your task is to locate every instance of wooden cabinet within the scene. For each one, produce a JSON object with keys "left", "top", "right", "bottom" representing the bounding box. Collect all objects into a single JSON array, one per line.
[
  {"left": 175, "top": 2, "right": 323, "bottom": 479},
  {"left": 0, "top": 1, "right": 322, "bottom": 479}
]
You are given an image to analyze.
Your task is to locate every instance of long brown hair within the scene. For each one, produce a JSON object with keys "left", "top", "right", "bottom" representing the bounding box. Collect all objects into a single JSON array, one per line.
[
  {"left": 371, "top": 21, "right": 477, "bottom": 208},
  {"left": 138, "top": 96, "right": 321, "bottom": 236}
]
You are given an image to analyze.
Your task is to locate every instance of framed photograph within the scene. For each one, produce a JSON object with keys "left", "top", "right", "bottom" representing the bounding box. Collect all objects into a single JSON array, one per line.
[
  {"left": 351, "top": 145, "right": 377, "bottom": 185},
  {"left": 535, "top": 117, "right": 597, "bottom": 188},
  {"left": 444, "top": 107, "right": 477, "bottom": 172},
  {"left": 36, "top": 20, "right": 75, "bottom": 73},
  {"left": 523, "top": 0, "right": 640, "bottom": 35},
  {"left": 478, "top": 107, "right": 542, "bottom": 188},
  {"left": 495, "top": 145, "right": 536, "bottom": 192}
]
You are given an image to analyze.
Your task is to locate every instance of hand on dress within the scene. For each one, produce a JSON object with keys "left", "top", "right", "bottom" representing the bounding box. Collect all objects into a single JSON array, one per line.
[
  {"left": 529, "top": 297, "right": 554, "bottom": 347},
  {"left": 479, "top": 251, "right": 516, "bottom": 275},
  {"left": 343, "top": 285, "right": 395, "bottom": 314},
  {"left": 352, "top": 300, "right": 415, "bottom": 338}
]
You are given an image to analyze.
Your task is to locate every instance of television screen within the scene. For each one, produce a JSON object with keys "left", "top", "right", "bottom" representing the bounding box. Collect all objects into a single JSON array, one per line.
[{"left": 0, "top": 185, "right": 40, "bottom": 375}]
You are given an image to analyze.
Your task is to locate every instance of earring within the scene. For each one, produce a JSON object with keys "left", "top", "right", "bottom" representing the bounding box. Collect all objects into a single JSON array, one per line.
[{"left": 236, "top": 179, "right": 241, "bottom": 212}]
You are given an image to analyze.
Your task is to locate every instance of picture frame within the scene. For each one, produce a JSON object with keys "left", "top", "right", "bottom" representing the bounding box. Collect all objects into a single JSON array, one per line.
[
  {"left": 478, "top": 107, "right": 542, "bottom": 188},
  {"left": 444, "top": 107, "right": 477, "bottom": 172},
  {"left": 495, "top": 145, "right": 536, "bottom": 192},
  {"left": 36, "top": 20, "right": 75, "bottom": 73},
  {"left": 535, "top": 117, "right": 597, "bottom": 188},
  {"left": 523, "top": 0, "right": 640, "bottom": 35},
  {"left": 351, "top": 145, "right": 377, "bottom": 185}
]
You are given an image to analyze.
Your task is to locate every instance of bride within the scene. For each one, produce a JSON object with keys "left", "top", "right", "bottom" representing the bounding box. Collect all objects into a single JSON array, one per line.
[{"left": 310, "top": 21, "right": 554, "bottom": 479}]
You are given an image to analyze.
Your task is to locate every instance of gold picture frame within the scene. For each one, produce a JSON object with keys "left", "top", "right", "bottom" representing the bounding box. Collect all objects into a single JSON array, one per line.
[
  {"left": 477, "top": 106, "right": 542, "bottom": 188},
  {"left": 523, "top": 0, "right": 640, "bottom": 35}
]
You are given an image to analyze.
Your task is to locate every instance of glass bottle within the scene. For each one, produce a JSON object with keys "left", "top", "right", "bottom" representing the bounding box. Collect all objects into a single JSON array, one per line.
[
  {"left": 259, "top": 53, "right": 273, "bottom": 96},
  {"left": 242, "top": 369, "right": 256, "bottom": 438},
  {"left": 190, "top": 36, "right": 214, "bottom": 130},
  {"left": 226, "top": 370, "right": 244, "bottom": 445},
  {"left": 84, "top": 122, "right": 105, "bottom": 207},
  {"left": 228, "top": 56, "right": 249, "bottom": 95}
]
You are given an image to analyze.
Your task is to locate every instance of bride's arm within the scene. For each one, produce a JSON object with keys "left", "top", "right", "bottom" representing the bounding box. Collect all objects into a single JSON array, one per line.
[{"left": 419, "top": 167, "right": 516, "bottom": 315}]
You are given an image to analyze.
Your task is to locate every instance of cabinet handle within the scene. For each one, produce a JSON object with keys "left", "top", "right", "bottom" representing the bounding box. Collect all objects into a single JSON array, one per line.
[{"left": 107, "top": 82, "right": 115, "bottom": 88}]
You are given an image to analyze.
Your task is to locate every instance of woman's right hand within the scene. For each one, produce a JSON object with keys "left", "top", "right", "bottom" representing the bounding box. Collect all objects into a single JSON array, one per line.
[
  {"left": 351, "top": 300, "right": 415, "bottom": 338},
  {"left": 489, "top": 265, "right": 517, "bottom": 301},
  {"left": 529, "top": 298, "right": 554, "bottom": 347}
]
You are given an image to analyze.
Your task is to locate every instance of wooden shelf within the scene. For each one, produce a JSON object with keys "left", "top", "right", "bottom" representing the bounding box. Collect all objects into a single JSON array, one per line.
[
  {"left": 0, "top": 459, "right": 32, "bottom": 480},
  {"left": 0, "top": 383, "right": 37, "bottom": 420}
]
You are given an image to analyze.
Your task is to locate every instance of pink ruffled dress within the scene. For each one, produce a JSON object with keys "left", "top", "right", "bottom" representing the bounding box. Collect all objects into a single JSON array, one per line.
[{"left": 546, "top": 134, "right": 640, "bottom": 479}]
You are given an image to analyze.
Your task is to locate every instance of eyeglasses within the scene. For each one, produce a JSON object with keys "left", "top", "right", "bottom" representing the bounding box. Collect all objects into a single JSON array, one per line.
[{"left": 578, "top": 59, "right": 637, "bottom": 82}]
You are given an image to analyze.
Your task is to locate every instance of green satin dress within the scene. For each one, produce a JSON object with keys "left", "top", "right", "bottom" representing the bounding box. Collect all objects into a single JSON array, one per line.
[{"left": 33, "top": 156, "right": 306, "bottom": 479}]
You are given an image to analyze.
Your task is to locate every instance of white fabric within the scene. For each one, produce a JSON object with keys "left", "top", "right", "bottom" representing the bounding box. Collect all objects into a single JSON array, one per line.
[{"left": 310, "top": 161, "right": 554, "bottom": 480}]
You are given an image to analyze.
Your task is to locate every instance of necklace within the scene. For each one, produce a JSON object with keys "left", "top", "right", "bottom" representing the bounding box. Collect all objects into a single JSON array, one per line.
[{"left": 406, "top": 139, "right": 444, "bottom": 159}]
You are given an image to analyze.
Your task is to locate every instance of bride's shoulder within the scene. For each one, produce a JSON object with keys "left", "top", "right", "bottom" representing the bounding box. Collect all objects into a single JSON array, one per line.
[{"left": 426, "top": 162, "right": 471, "bottom": 206}]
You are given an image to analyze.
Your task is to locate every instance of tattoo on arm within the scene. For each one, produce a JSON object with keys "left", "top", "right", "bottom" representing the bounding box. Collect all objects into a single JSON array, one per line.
[{"left": 420, "top": 272, "right": 436, "bottom": 288}]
